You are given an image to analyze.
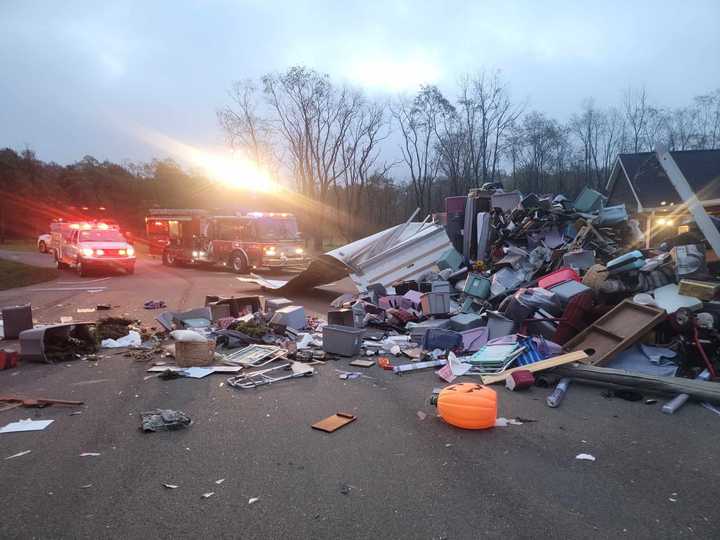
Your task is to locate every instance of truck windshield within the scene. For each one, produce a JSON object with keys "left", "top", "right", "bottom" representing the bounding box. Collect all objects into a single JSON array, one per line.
[
  {"left": 256, "top": 218, "right": 299, "bottom": 241},
  {"left": 79, "top": 230, "right": 126, "bottom": 242}
]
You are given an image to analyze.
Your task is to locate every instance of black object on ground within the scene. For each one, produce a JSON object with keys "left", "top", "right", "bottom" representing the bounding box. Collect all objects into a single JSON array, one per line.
[{"left": 140, "top": 409, "right": 192, "bottom": 432}]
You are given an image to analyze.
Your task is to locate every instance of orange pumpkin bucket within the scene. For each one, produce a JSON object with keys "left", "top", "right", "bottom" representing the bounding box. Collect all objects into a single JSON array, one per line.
[{"left": 433, "top": 383, "right": 497, "bottom": 430}]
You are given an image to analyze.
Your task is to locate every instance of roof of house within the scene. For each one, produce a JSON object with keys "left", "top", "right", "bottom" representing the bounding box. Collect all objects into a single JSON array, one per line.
[{"left": 606, "top": 149, "right": 720, "bottom": 210}]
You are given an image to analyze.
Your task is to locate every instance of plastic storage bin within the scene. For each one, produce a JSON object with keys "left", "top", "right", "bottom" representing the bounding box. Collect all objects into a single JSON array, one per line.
[
  {"left": 327, "top": 309, "right": 355, "bottom": 327},
  {"left": 420, "top": 292, "right": 450, "bottom": 315},
  {"left": 548, "top": 280, "right": 591, "bottom": 306},
  {"left": 422, "top": 328, "right": 462, "bottom": 350},
  {"left": 431, "top": 281, "right": 451, "bottom": 294},
  {"left": 537, "top": 267, "right": 580, "bottom": 289},
  {"left": 322, "top": 325, "right": 365, "bottom": 357},
  {"left": 409, "top": 319, "right": 451, "bottom": 343},
  {"left": 463, "top": 273, "right": 491, "bottom": 299},
  {"left": 2, "top": 305, "right": 33, "bottom": 340}
]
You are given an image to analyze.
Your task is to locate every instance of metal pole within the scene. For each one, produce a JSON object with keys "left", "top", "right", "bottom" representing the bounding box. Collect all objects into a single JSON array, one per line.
[{"left": 655, "top": 145, "right": 720, "bottom": 255}]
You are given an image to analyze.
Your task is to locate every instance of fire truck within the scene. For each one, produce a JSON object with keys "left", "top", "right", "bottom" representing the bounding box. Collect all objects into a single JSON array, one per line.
[
  {"left": 51, "top": 220, "right": 136, "bottom": 276},
  {"left": 145, "top": 209, "right": 208, "bottom": 256},
  {"left": 158, "top": 211, "right": 309, "bottom": 273}
]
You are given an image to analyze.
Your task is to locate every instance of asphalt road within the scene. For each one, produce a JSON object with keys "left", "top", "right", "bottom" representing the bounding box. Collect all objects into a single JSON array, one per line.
[{"left": 1, "top": 251, "right": 719, "bottom": 539}]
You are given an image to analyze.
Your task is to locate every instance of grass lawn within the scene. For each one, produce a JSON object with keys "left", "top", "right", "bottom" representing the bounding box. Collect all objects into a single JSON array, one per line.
[
  {"left": 0, "top": 259, "right": 58, "bottom": 290},
  {"left": 0, "top": 239, "right": 38, "bottom": 252}
]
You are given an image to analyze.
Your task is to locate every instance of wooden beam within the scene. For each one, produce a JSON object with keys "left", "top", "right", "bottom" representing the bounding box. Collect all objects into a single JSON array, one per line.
[
  {"left": 480, "top": 351, "right": 588, "bottom": 385},
  {"left": 553, "top": 364, "right": 720, "bottom": 405}
]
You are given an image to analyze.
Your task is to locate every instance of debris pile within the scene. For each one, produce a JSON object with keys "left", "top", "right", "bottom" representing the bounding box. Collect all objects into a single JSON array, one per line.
[{"left": 4, "top": 151, "right": 720, "bottom": 437}]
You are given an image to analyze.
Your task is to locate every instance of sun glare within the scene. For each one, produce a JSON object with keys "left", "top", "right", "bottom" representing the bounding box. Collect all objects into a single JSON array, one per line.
[
  {"left": 195, "top": 152, "right": 278, "bottom": 193},
  {"left": 345, "top": 55, "right": 441, "bottom": 92},
  {"left": 133, "top": 127, "right": 279, "bottom": 193}
]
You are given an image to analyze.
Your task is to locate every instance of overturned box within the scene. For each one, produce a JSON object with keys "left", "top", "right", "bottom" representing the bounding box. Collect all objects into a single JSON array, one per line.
[
  {"left": 409, "top": 318, "right": 451, "bottom": 343},
  {"left": 270, "top": 306, "right": 305, "bottom": 330}
]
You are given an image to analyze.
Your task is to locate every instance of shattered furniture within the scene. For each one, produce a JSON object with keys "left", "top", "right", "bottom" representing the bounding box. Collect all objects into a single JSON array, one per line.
[{"left": 562, "top": 300, "right": 666, "bottom": 366}]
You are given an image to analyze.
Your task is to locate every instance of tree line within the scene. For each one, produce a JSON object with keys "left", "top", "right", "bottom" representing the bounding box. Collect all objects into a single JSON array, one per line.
[{"left": 1, "top": 65, "right": 718, "bottom": 245}]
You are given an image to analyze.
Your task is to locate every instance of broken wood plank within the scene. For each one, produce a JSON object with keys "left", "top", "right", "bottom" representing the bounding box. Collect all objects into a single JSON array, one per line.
[
  {"left": 480, "top": 351, "right": 588, "bottom": 385},
  {"left": 311, "top": 412, "right": 357, "bottom": 433},
  {"left": 562, "top": 300, "right": 666, "bottom": 365}
]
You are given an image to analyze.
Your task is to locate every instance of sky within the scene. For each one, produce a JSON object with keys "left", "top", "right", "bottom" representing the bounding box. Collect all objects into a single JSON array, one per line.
[{"left": 1, "top": 0, "right": 719, "bottom": 167}]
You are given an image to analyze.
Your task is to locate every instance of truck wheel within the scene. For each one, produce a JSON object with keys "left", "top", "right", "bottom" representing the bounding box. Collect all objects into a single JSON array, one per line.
[
  {"left": 77, "top": 259, "right": 88, "bottom": 277},
  {"left": 56, "top": 256, "right": 68, "bottom": 270},
  {"left": 127, "top": 265, "right": 135, "bottom": 275},
  {"left": 162, "top": 250, "right": 176, "bottom": 266},
  {"left": 230, "top": 251, "right": 248, "bottom": 274}
]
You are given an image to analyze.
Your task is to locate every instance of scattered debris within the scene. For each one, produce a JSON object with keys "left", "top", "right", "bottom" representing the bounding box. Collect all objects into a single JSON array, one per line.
[
  {"left": 349, "top": 359, "right": 375, "bottom": 368},
  {"left": 0, "top": 419, "right": 54, "bottom": 434},
  {"left": 140, "top": 409, "right": 192, "bottom": 432},
  {"left": 5, "top": 450, "right": 31, "bottom": 460},
  {"left": 312, "top": 412, "right": 357, "bottom": 433},
  {"left": 248, "top": 497, "right": 260, "bottom": 504},
  {"left": 0, "top": 396, "right": 83, "bottom": 408},
  {"left": 215, "top": 478, "right": 225, "bottom": 485},
  {"left": 201, "top": 492, "right": 215, "bottom": 499},
  {"left": 575, "top": 453, "right": 596, "bottom": 461},
  {"left": 79, "top": 452, "right": 101, "bottom": 457},
  {"left": 495, "top": 417, "right": 524, "bottom": 427},
  {"left": 163, "top": 483, "right": 179, "bottom": 489}
]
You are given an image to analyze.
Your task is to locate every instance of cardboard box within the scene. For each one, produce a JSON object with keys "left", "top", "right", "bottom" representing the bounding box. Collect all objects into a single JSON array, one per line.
[{"left": 678, "top": 279, "right": 720, "bottom": 301}]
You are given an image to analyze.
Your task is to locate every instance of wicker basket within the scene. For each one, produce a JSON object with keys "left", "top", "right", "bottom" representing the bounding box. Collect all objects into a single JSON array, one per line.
[{"left": 175, "top": 339, "right": 216, "bottom": 367}]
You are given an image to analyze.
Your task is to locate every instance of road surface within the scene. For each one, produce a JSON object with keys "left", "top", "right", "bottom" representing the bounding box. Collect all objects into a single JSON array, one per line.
[{"left": 0, "top": 251, "right": 719, "bottom": 539}]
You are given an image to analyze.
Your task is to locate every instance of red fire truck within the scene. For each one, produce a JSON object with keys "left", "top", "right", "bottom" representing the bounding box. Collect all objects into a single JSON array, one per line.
[
  {"left": 145, "top": 209, "right": 208, "bottom": 256},
  {"left": 158, "top": 211, "right": 309, "bottom": 273}
]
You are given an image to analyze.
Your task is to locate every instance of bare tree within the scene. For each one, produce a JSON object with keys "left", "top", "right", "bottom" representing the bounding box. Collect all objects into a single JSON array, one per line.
[
  {"left": 512, "top": 112, "right": 566, "bottom": 194},
  {"left": 392, "top": 86, "right": 453, "bottom": 213},
  {"left": 570, "top": 101, "right": 626, "bottom": 189},
  {"left": 457, "top": 71, "right": 522, "bottom": 187},
  {"left": 217, "top": 79, "right": 278, "bottom": 176},
  {"left": 623, "top": 86, "right": 651, "bottom": 152},
  {"left": 260, "top": 67, "right": 368, "bottom": 246},
  {"left": 693, "top": 89, "right": 720, "bottom": 149},
  {"left": 335, "top": 101, "right": 392, "bottom": 239},
  {"left": 665, "top": 106, "right": 698, "bottom": 150}
]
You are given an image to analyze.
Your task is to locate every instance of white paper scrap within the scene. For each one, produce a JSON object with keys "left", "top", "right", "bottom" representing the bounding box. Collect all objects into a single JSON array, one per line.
[
  {"left": 575, "top": 453, "right": 596, "bottom": 461},
  {"left": 182, "top": 367, "right": 214, "bottom": 379},
  {"left": 0, "top": 419, "right": 54, "bottom": 434},
  {"left": 5, "top": 450, "right": 32, "bottom": 459}
]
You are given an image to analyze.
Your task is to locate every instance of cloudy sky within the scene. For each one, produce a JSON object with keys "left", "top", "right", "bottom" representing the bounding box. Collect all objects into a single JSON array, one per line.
[{"left": 1, "top": 0, "right": 719, "bottom": 165}]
